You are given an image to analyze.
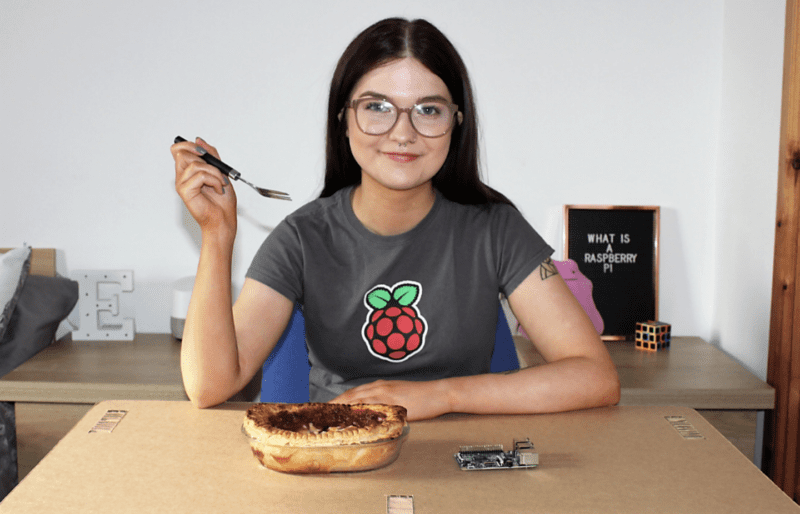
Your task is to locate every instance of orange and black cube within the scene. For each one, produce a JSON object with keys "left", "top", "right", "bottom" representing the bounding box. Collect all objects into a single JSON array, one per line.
[{"left": 635, "top": 321, "right": 671, "bottom": 351}]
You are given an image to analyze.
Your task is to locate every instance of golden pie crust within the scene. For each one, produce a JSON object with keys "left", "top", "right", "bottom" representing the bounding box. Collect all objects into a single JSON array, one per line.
[
  {"left": 242, "top": 402, "right": 407, "bottom": 448},
  {"left": 243, "top": 403, "right": 409, "bottom": 473}
]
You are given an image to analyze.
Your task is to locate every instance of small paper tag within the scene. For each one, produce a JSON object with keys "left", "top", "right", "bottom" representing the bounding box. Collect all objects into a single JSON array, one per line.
[
  {"left": 387, "top": 495, "right": 414, "bottom": 514},
  {"left": 89, "top": 410, "right": 128, "bottom": 433},
  {"left": 665, "top": 415, "right": 704, "bottom": 440}
]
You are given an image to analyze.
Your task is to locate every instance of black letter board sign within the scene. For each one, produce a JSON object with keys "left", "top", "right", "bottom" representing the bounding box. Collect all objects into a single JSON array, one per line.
[{"left": 564, "top": 205, "right": 660, "bottom": 340}]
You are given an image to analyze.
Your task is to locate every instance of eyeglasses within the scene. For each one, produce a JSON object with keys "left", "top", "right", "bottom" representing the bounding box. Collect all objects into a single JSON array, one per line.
[{"left": 343, "top": 97, "right": 463, "bottom": 138}]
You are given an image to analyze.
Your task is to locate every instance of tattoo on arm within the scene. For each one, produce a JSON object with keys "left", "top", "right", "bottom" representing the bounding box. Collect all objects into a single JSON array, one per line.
[{"left": 539, "top": 258, "right": 559, "bottom": 281}]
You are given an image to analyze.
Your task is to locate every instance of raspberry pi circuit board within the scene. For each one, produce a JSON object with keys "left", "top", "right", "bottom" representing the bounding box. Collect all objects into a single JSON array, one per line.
[{"left": 454, "top": 438, "right": 538, "bottom": 470}]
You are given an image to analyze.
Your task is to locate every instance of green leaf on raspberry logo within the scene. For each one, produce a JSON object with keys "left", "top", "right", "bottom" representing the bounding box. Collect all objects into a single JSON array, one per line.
[
  {"left": 366, "top": 287, "right": 392, "bottom": 309},
  {"left": 393, "top": 283, "right": 420, "bottom": 306}
]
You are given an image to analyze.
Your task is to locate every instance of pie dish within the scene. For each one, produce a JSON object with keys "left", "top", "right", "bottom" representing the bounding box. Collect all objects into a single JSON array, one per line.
[{"left": 242, "top": 402, "right": 409, "bottom": 473}]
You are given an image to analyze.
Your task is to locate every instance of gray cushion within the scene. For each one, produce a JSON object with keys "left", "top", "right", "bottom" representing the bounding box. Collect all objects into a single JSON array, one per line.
[
  {"left": 0, "top": 248, "right": 32, "bottom": 342},
  {"left": 0, "top": 275, "right": 79, "bottom": 378},
  {"left": 0, "top": 401, "right": 17, "bottom": 500}
]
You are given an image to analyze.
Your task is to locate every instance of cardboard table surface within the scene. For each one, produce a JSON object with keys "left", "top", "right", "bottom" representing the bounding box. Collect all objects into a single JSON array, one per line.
[{"left": 1, "top": 401, "right": 797, "bottom": 513}]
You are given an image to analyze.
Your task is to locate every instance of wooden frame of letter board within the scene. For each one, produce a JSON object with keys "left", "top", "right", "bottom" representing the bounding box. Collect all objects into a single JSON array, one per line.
[{"left": 563, "top": 205, "right": 660, "bottom": 341}]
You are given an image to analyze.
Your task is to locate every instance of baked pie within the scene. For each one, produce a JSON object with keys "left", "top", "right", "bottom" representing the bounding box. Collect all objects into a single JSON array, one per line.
[
  {"left": 243, "top": 402, "right": 407, "bottom": 446},
  {"left": 242, "top": 402, "right": 409, "bottom": 473}
]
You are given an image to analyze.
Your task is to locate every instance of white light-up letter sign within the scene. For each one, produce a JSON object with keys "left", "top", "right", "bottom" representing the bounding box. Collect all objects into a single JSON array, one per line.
[{"left": 72, "top": 270, "right": 135, "bottom": 341}]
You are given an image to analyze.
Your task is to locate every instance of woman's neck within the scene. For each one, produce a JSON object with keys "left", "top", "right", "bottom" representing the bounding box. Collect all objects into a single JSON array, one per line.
[{"left": 351, "top": 178, "right": 436, "bottom": 236}]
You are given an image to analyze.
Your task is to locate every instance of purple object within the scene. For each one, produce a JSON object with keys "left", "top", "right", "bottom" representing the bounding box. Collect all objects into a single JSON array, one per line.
[
  {"left": 518, "top": 259, "right": 604, "bottom": 337},
  {"left": 553, "top": 259, "right": 604, "bottom": 334}
]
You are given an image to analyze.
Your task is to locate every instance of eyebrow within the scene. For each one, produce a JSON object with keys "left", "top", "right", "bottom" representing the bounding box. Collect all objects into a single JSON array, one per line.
[{"left": 356, "top": 91, "right": 452, "bottom": 104}]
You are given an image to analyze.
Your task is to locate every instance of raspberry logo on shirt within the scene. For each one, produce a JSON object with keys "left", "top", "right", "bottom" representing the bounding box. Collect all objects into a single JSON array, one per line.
[{"left": 362, "top": 281, "right": 427, "bottom": 363}]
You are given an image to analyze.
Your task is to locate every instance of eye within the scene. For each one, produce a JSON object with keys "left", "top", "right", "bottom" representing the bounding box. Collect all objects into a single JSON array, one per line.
[
  {"left": 362, "top": 100, "right": 394, "bottom": 113},
  {"left": 415, "top": 103, "right": 445, "bottom": 117}
]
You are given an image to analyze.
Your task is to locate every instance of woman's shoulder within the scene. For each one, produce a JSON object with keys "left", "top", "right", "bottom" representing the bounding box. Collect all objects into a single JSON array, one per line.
[
  {"left": 437, "top": 195, "right": 545, "bottom": 249},
  {"left": 440, "top": 193, "right": 523, "bottom": 224},
  {"left": 284, "top": 187, "right": 350, "bottom": 225}
]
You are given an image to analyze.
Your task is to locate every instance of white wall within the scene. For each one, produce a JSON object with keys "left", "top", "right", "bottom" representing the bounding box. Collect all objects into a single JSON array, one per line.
[
  {"left": 713, "top": 0, "right": 785, "bottom": 379},
  {"left": 0, "top": 1, "right": 785, "bottom": 378}
]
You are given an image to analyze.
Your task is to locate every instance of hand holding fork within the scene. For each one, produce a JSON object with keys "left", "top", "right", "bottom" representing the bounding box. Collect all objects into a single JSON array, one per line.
[{"left": 173, "top": 136, "right": 291, "bottom": 201}]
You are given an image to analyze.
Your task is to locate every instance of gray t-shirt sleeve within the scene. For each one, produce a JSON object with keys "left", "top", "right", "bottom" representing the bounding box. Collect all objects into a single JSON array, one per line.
[
  {"left": 490, "top": 204, "right": 554, "bottom": 297},
  {"left": 246, "top": 217, "right": 304, "bottom": 304}
]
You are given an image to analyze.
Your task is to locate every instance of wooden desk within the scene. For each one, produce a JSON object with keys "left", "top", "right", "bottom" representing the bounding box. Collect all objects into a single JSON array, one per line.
[
  {"left": 0, "top": 333, "right": 263, "bottom": 481},
  {"left": 0, "top": 335, "right": 774, "bottom": 480},
  {"left": 1, "top": 401, "right": 797, "bottom": 513},
  {"left": 515, "top": 335, "right": 774, "bottom": 409},
  {"left": 11, "top": 334, "right": 770, "bottom": 407},
  {"left": 0, "top": 333, "right": 187, "bottom": 481},
  {"left": 516, "top": 335, "right": 774, "bottom": 461},
  {"left": 0, "top": 333, "right": 186, "bottom": 404}
]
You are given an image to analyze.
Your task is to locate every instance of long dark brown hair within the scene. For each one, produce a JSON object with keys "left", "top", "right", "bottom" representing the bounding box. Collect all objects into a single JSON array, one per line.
[{"left": 320, "top": 18, "right": 514, "bottom": 207}]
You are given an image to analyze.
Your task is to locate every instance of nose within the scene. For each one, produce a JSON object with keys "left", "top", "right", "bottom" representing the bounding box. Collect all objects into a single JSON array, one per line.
[{"left": 388, "top": 111, "right": 417, "bottom": 145}]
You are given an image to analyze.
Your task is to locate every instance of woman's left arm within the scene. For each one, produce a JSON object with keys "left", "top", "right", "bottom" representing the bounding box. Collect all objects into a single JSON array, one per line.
[{"left": 332, "top": 259, "right": 620, "bottom": 420}]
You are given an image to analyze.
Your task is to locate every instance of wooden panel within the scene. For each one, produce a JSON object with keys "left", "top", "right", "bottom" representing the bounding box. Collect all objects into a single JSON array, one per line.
[
  {"left": 0, "top": 248, "right": 56, "bottom": 277},
  {"left": 766, "top": 0, "right": 800, "bottom": 501},
  {"left": 698, "top": 409, "right": 757, "bottom": 462},
  {"left": 6, "top": 403, "right": 800, "bottom": 514},
  {"left": 14, "top": 403, "right": 92, "bottom": 481}
]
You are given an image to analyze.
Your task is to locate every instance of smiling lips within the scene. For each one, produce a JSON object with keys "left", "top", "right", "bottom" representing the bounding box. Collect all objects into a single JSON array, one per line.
[{"left": 383, "top": 152, "right": 420, "bottom": 163}]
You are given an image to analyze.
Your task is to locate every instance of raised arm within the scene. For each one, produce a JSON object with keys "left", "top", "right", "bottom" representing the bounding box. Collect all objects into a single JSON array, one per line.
[{"left": 171, "top": 138, "right": 293, "bottom": 407}]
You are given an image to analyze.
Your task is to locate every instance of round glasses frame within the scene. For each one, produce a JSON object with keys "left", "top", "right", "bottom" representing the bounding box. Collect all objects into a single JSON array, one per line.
[{"left": 341, "top": 97, "right": 463, "bottom": 138}]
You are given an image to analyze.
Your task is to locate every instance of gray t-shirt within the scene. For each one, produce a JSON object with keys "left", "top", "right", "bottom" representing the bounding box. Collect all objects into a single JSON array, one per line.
[{"left": 246, "top": 186, "right": 553, "bottom": 401}]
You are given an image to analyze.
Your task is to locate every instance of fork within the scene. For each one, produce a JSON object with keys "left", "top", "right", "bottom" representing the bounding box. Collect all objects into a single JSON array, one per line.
[{"left": 174, "top": 136, "right": 291, "bottom": 201}]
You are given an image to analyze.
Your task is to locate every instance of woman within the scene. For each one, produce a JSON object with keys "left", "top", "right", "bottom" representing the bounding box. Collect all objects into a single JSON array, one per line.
[{"left": 171, "top": 18, "right": 620, "bottom": 420}]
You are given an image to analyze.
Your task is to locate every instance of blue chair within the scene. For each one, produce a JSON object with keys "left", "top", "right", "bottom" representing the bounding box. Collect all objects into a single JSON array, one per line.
[
  {"left": 260, "top": 304, "right": 310, "bottom": 403},
  {"left": 260, "top": 302, "right": 520, "bottom": 403},
  {"left": 489, "top": 302, "right": 520, "bottom": 373}
]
